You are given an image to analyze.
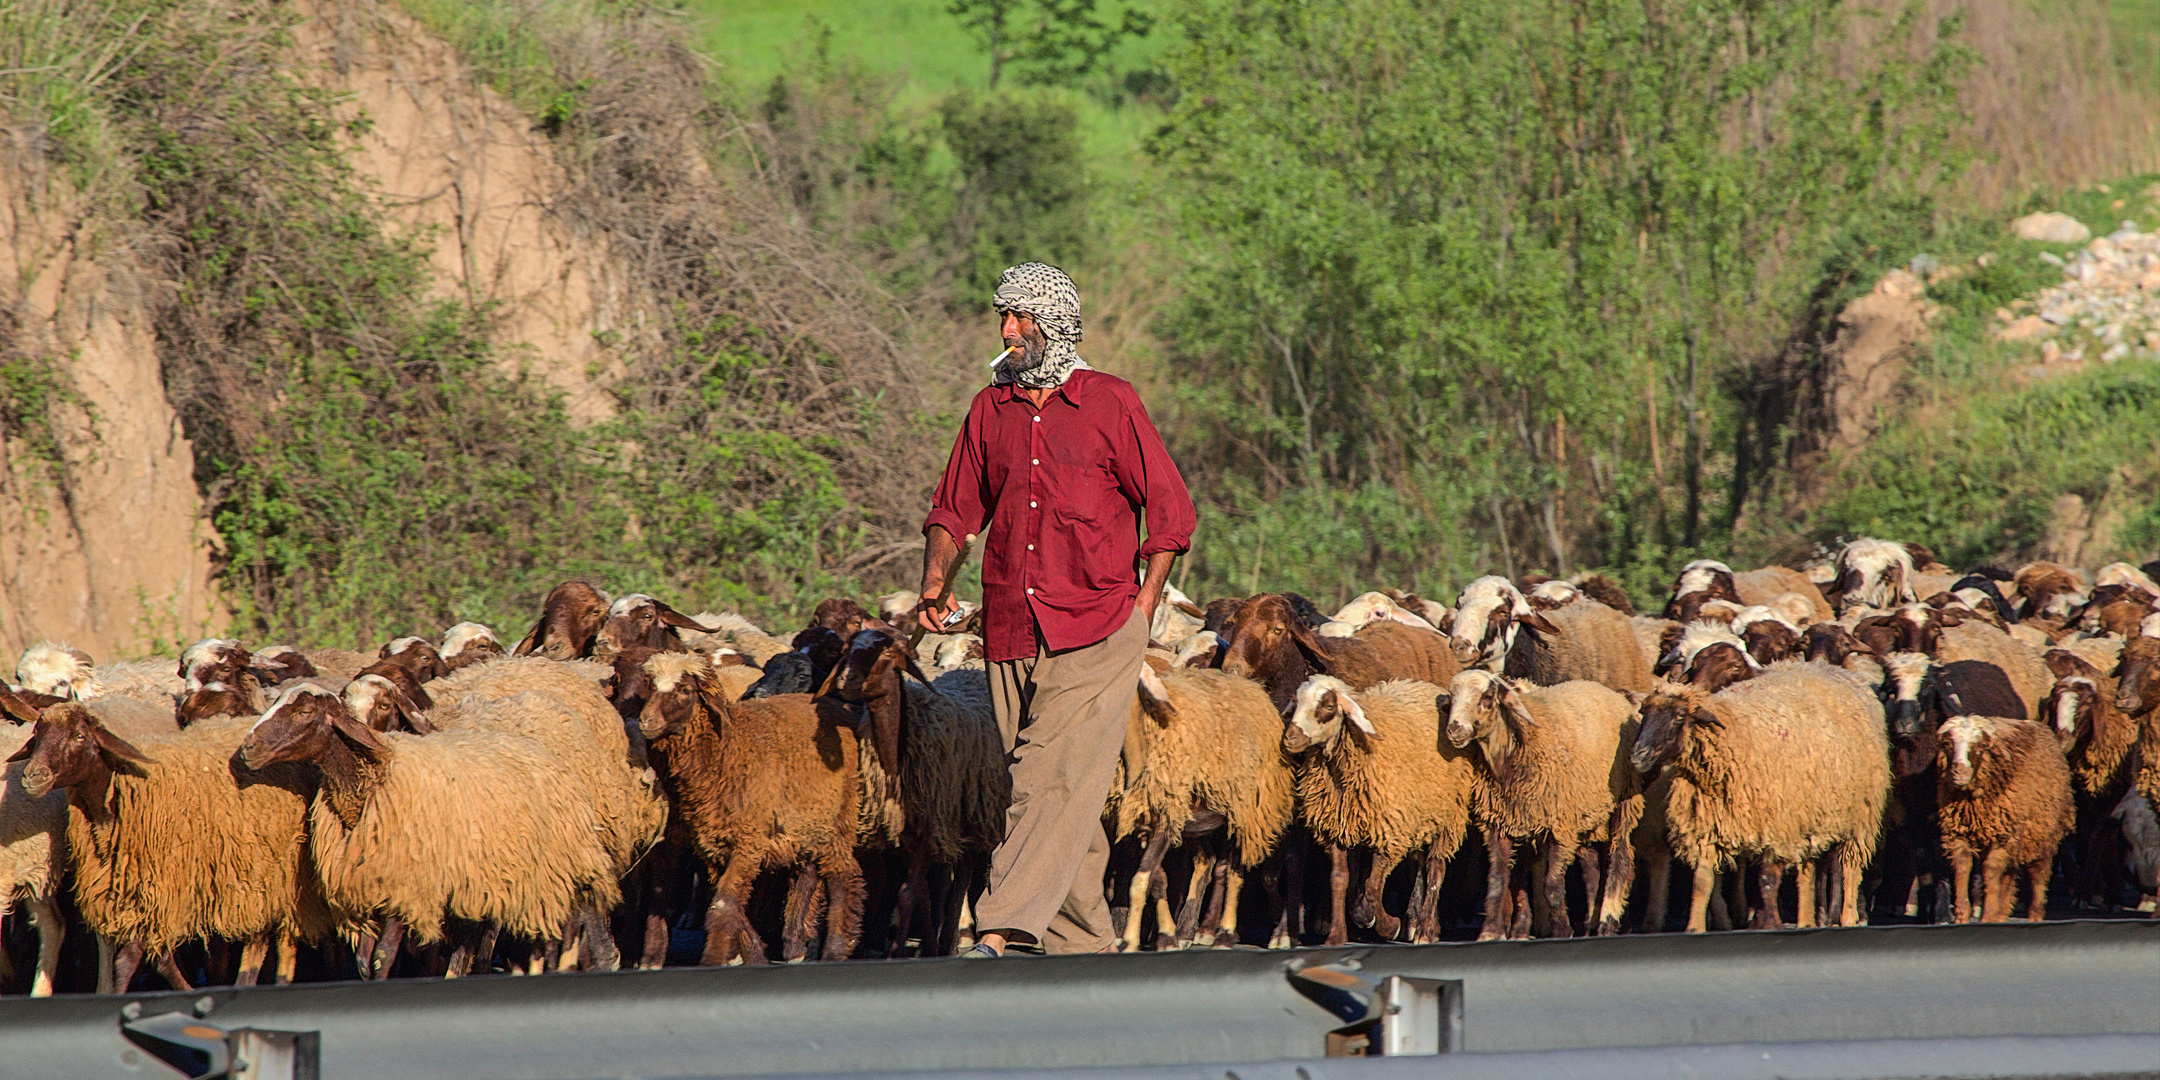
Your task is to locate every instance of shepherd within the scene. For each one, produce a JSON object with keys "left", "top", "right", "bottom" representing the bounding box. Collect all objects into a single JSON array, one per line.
[{"left": 918, "top": 262, "right": 1196, "bottom": 956}]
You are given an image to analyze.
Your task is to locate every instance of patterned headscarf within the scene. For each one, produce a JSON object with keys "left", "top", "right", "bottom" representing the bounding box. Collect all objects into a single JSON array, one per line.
[{"left": 990, "top": 262, "right": 1091, "bottom": 389}]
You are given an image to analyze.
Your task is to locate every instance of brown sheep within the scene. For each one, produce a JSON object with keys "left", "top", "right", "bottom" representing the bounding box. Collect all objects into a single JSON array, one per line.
[
  {"left": 1662, "top": 561, "right": 1744, "bottom": 624},
  {"left": 2014, "top": 562, "right": 2085, "bottom": 623},
  {"left": 438, "top": 623, "right": 505, "bottom": 671},
  {"left": 2042, "top": 651, "right": 2135, "bottom": 795},
  {"left": 1631, "top": 664, "right": 1889, "bottom": 932},
  {"left": 1443, "top": 671, "right": 1642, "bottom": 939},
  {"left": 1219, "top": 593, "right": 1457, "bottom": 710},
  {"left": 595, "top": 595, "right": 721, "bottom": 659},
  {"left": 638, "top": 652, "right": 863, "bottom": 964},
  {"left": 1730, "top": 607, "right": 1804, "bottom": 666},
  {"left": 514, "top": 580, "right": 611, "bottom": 660},
  {"left": 378, "top": 637, "right": 451, "bottom": 682},
  {"left": 1936, "top": 716, "right": 2074, "bottom": 922},
  {"left": 1571, "top": 573, "right": 1636, "bottom": 616}
]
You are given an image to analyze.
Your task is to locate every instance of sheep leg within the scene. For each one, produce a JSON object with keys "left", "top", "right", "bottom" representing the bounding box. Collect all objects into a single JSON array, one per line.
[
  {"left": 236, "top": 936, "right": 269, "bottom": 987},
  {"left": 1601, "top": 833, "right": 1635, "bottom": 936},
  {"left": 1195, "top": 855, "right": 1231, "bottom": 947},
  {"left": 1752, "top": 861, "right": 1785, "bottom": 930},
  {"left": 781, "top": 865, "right": 821, "bottom": 963},
  {"left": 640, "top": 844, "right": 677, "bottom": 970},
  {"left": 1795, "top": 857, "right": 1818, "bottom": 929},
  {"left": 1174, "top": 849, "right": 1216, "bottom": 948},
  {"left": 892, "top": 852, "right": 931, "bottom": 956},
  {"left": 582, "top": 907, "right": 621, "bottom": 972},
  {"left": 27, "top": 895, "right": 64, "bottom": 998},
  {"left": 154, "top": 951, "right": 193, "bottom": 992},
  {"left": 1542, "top": 840, "right": 1577, "bottom": 939},
  {"left": 2023, "top": 858, "right": 2051, "bottom": 922},
  {"left": 1577, "top": 847, "right": 1603, "bottom": 937},
  {"left": 1642, "top": 844, "right": 1672, "bottom": 933},
  {"left": 1326, "top": 844, "right": 1352, "bottom": 946},
  {"left": 1686, "top": 863, "right": 1715, "bottom": 933},
  {"left": 821, "top": 853, "right": 863, "bottom": 962},
  {"left": 1980, "top": 848, "right": 2013, "bottom": 923},
  {"left": 275, "top": 927, "right": 299, "bottom": 985},
  {"left": 703, "top": 856, "right": 770, "bottom": 966},
  {"left": 1362, "top": 851, "right": 1406, "bottom": 941},
  {"left": 1949, "top": 846, "right": 1975, "bottom": 924},
  {"left": 112, "top": 937, "right": 145, "bottom": 994},
  {"left": 1216, "top": 865, "right": 1245, "bottom": 947},
  {"left": 1479, "top": 826, "right": 1515, "bottom": 941},
  {"left": 1150, "top": 847, "right": 1179, "bottom": 952},
  {"left": 371, "top": 918, "right": 406, "bottom": 980},
  {"left": 1124, "top": 823, "right": 1173, "bottom": 952},
  {"left": 1413, "top": 841, "right": 1449, "bottom": 944},
  {"left": 207, "top": 939, "right": 231, "bottom": 986},
  {"left": 1724, "top": 865, "right": 1748, "bottom": 929},
  {"left": 354, "top": 926, "right": 380, "bottom": 975}
]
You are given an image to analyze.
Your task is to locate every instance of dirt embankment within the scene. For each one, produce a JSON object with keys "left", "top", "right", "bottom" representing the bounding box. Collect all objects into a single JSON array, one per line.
[
  {"left": 0, "top": 150, "right": 222, "bottom": 660},
  {"left": 293, "top": 1, "right": 645, "bottom": 425}
]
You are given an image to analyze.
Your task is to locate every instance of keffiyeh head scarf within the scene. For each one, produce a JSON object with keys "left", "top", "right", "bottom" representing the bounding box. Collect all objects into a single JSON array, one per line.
[{"left": 991, "top": 262, "right": 1091, "bottom": 389}]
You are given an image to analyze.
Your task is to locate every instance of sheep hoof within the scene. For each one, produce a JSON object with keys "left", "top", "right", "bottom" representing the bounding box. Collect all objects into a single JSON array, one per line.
[
  {"left": 725, "top": 956, "right": 745, "bottom": 967},
  {"left": 1267, "top": 933, "right": 1292, "bottom": 950},
  {"left": 1191, "top": 932, "right": 1215, "bottom": 948},
  {"left": 784, "top": 956, "right": 805, "bottom": 965}
]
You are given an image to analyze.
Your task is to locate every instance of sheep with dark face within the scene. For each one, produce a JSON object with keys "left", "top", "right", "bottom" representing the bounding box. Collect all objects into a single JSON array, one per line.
[
  {"left": 1218, "top": 593, "right": 1458, "bottom": 711},
  {"left": 1730, "top": 606, "right": 1804, "bottom": 666},
  {"left": 1935, "top": 716, "right": 2074, "bottom": 922},
  {"left": 743, "top": 626, "right": 846, "bottom": 700},
  {"left": 2014, "top": 562, "right": 2086, "bottom": 623},
  {"left": 595, "top": 595, "right": 721, "bottom": 659},
  {"left": 1443, "top": 671, "right": 1641, "bottom": 939},
  {"left": 1662, "top": 561, "right": 1743, "bottom": 624},
  {"left": 514, "top": 580, "right": 612, "bottom": 660}
]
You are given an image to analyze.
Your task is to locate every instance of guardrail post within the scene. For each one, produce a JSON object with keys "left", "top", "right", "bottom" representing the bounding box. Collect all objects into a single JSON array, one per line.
[
  {"left": 1288, "top": 957, "right": 1463, "bottom": 1057},
  {"left": 119, "top": 999, "right": 318, "bottom": 1080}
]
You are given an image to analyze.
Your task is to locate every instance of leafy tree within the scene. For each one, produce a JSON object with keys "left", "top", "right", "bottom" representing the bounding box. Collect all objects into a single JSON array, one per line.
[{"left": 947, "top": 0, "right": 1153, "bottom": 88}]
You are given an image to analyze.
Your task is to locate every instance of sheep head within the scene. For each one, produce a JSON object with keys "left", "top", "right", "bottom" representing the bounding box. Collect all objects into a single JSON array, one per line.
[
  {"left": 378, "top": 636, "right": 451, "bottom": 682},
  {"left": 343, "top": 673, "right": 434, "bottom": 735},
  {"left": 1443, "top": 669, "right": 1529, "bottom": 781},
  {"left": 1662, "top": 560, "right": 1739, "bottom": 622},
  {"left": 832, "top": 628, "right": 925, "bottom": 774},
  {"left": 1284, "top": 675, "right": 1379, "bottom": 754},
  {"left": 1449, "top": 577, "right": 1552, "bottom": 670},
  {"left": 1804, "top": 623, "right": 1875, "bottom": 668},
  {"left": 1936, "top": 715, "right": 1998, "bottom": 789},
  {"left": 2044, "top": 676, "right": 2101, "bottom": 754},
  {"left": 439, "top": 622, "right": 505, "bottom": 671},
  {"left": 639, "top": 651, "right": 722, "bottom": 742},
  {"left": 9, "top": 702, "right": 155, "bottom": 802},
  {"left": 176, "top": 679, "right": 260, "bottom": 729},
  {"left": 596, "top": 594, "right": 720, "bottom": 659},
  {"left": 811, "top": 598, "right": 876, "bottom": 639},
  {"left": 1682, "top": 642, "right": 1760, "bottom": 694},
  {"left": 353, "top": 659, "right": 436, "bottom": 714},
  {"left": 932, "top": 633, "right": 984, "bottom": 669},
  {"left": 1833, "top": 538, "right": 1917, "bottom": 615},
  {"left": 17, "top": 641, "right": 98, "bottom": 700},
  {"left": 1879, "top": 652, "right": 1933, "bottom": 740},
  {"left": 1658, "top": 621, "right": 1743, "bottom": 679},
  {"left": 1218, "top": 594, "right": 1332, "bottom": 701},
  {"left": 178, "top": 638, "right": 250, "bottom": 684},
  {"left": 2116, "top": 618, "right": 2160, "bottom": 715},
  {"left": 242, "top": 684, "right": 392, "bottom": 774},
  {"left": 1526, "top": 580, "right": 1580, "bottom": 611},
  {"left": 1630, "top": 682, "right": 1713, "bottom": 776},
  {"left": 1730, "top": 607, "right": 1802, "bottom": 666},
  {"left": 249, "top": 645, "right": 318, "bottom": 685},
  {"left": 514, "top": 580, "right": 611, "bottom": 660}
]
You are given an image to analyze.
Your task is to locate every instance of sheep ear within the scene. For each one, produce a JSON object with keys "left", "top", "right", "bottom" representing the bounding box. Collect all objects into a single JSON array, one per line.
[
  {"left": 1174, "top": 599, "right": 1205, "bottom": 619},
  {"left": 1935, "top": 608, "right": 1964, "bottom": 627},
  {"left": 0, "top": 689, "right": 40, "bottom": 726},
  {"left": 93, "top": 727, "right": 157, "bottom": 768},
  {"left": 901, "top": 651, "right": 933, "bottom": 685},
  {"left": 330, "top": 711, "right": 394, "bottom": 757},
  {"left": 814, "top": 659, "right": 845, "bottom": 699},
  {"left": 512, "top": 617, "right": 546, "bottom": 658},
  {"left": 1519, "top": 611, "right": 1562, "bottom": 637},
  {"left": 393, "top": 690, "right": 435, "bottom": 735},
  {"left": 1502, "top": 693, "right": 1538, "bottom": 732},
  {"left": 5, "top": 732, "right": 36, "bottom": 762},
  {"left": 1690, "top": 705, "right": 1722, "bottom": 729},
  {"left": 1623, "top": 690, "right": 1646, "bottom": 707},
  {"left": 1438, "top": 610, "right": 1455, "bottom": 635},
  {"left": 1286, "top": 618, "right": 1332, "bottom": 673},
  {"left": 656, "top": 603, "right": 719, "bottom": 634},
  {"left": 1137, "top": 664, "right": 1175, "bottom": 725},
  {"left": 1339, "top": 693, "right": 1380, "bottom": 743}
]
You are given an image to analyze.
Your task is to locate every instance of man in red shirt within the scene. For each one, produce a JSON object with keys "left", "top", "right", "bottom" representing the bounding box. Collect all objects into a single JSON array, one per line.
[{"left": 919, "top": 262, "right": 1195, "bottom": 957}]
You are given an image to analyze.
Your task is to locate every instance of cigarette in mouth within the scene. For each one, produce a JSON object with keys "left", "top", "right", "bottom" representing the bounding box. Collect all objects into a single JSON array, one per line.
[{"left": 988, "top": 347, "right": 1013, "bottom": 369}]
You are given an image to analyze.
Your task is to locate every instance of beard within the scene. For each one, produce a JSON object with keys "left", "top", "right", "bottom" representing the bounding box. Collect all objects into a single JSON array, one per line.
[{"left": 1003, "top": 326, "right": 1051, "bottom": 373}]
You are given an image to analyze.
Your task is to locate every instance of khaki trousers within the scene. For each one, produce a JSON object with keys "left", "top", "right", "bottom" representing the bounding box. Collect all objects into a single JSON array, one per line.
[{"left": 976, "top": 607, "right": 1146, "bottom": 953}]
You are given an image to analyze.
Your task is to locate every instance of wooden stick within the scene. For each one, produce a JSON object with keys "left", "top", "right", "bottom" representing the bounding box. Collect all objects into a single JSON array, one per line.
[{"left": 909, "top": 533, "right": 976, "bottom": 649}]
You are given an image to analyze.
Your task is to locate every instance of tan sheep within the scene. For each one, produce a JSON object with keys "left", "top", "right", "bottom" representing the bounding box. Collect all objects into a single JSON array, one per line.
[
  {"left": 1936, "top": 716, "right": 2075, "bottom": 922},
  {"left": 1121, "top": 665, "right": 1295, "bottom": 951},
  {"left": 685, "top": 611, "right": 790, "bottom": 666},
  {"left": 0, "top": 724, "right": 67, "bottom": 995},
  {"left": 1285, "top": 676, "right": 1477, "bottom": 946},
  {"left": 1442, "top": 671, "right": 1642, "bottom": 939},
  {"left": 89, "top": 660, "right": 183, "bottom": 702},
  {"left": 1630, "top": 664, "right": 1890, "bottom": 932},
  {"left": 19, "top": 706, "right": 332, "bottom": 991},
  {"left": 1509, "top": 597, "right": 1652, "bottom": 693},
  {"left": 1733, "top": 567, "right": 1833, "bottom": 622},
  {"left": 241, "top": 686, "right": 622, "bottom": 963}
]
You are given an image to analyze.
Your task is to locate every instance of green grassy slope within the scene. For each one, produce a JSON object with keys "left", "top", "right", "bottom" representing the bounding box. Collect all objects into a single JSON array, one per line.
[{"left": 2114, "top": 0, "right": 2159, "bottom": 91}]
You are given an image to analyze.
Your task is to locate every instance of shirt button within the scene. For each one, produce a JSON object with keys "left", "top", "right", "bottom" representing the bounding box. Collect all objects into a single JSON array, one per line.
[
  {"left": 1028, "top": 544, "right": 1035, "bottom": 551},
  {"left": 1032, "top": 416, "right": 1040, "bottom": 423},
  {"left": 1030, "top": 501, "right": 1037, "bottom": 508},
  {"left": 1032, "top": 458, "right": 1040, "bottom": 465},
  {"left": 1027, "top": 587, "right": 1035, "bottom": 595}
]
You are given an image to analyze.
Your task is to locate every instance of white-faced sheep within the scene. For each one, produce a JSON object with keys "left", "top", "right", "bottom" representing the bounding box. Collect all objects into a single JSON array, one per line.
[
  {"left": 1284, "top": 676, "right": 1477, "bottom": 946},
  {"left": 15, "top": 642, "right": 97, "bottom": 700},
  {"left": 1630, "top": 665, "right": 1890, "bottom": 932},
  {"left": 830, "top": 629, "right": 1007, "bottom": 957},
  {"left": 1662, "top": 560, "right": 1743, "bottom": 624},
  {"left": 1935, "top": 716, "right": 2075, "bottom": 922},
  {"left": 1830, "top": 538, "right": 1919, "bottom": 614},
  {"left": 1118, "top": 665, "right": 1295, "bottom": 951},
  {"left": 1449, "top": 576, "right": 1543, "bottom": 672},
  {"left": 438, "top": 622, "right": 505, "bottom": 670},
  {"left": 1442, "top": 671, "right": 1642, "bottom": 939},
  {"left": 17, "top": 704, "right": 332, "bottom": 991},
  {"left": 1334, "top": 592, "right": 1441, "bottom": 632},
  {"left": 639, "top": 653, "right": 864, "bottom": 964},
  {"left": 0, "top": 723, "right": 67, "bottom": 995},
  {"left": 241, "top": 685, "right": 622, "bottom": 976},
  {"left": 594, "top": 595, "right": 722, "bottom": 659}
]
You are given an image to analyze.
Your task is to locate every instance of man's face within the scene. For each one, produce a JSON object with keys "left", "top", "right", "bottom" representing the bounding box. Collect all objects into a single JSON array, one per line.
[{"left": 1000, "top": 310, "right": 1048, "bottom": 368}]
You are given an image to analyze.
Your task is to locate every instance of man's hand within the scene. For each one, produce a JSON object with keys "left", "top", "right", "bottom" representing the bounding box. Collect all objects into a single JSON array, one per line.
[
  {"left": 918, "top": 526, "right": 962, "bottom": 633},
  {"left": 917, "top": 593, "right": 960, "bottom": 633}
]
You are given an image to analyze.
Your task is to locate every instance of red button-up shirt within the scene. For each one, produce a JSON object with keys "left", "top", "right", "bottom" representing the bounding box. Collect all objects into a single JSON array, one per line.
[{"left": 924, "top": 370, "right": 1196, "bottom": 662}]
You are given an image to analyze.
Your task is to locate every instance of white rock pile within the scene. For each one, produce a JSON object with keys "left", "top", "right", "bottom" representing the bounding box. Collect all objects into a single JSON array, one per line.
[{"left": 1996, "top": 218, "right": 2160, "bottom": 369}]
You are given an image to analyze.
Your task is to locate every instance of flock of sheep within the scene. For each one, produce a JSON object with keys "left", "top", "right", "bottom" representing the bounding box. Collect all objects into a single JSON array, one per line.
[{"left": 0, "top": 538, "right": 2154, "bottom": 995}]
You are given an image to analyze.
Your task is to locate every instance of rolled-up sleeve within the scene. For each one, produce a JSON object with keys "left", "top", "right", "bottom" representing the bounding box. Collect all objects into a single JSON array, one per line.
[
  {"left": 1111, "top": 392, "right": 1196, "bottom": 559},
  {"left": 924, "top": 393, "right": 992, "bottom": 541}
]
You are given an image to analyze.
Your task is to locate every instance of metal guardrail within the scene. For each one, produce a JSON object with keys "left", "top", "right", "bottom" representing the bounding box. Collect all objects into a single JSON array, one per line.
[{"left": 0, "top": 920, "right": 2151, "bottom": 1080}]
